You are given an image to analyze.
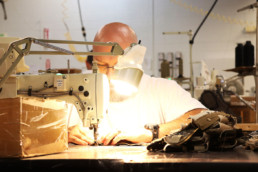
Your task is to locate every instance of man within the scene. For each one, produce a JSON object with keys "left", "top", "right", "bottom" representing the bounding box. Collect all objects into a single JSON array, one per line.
[{"left": 68, "top": 22, "right": 206, "bottom": 146}]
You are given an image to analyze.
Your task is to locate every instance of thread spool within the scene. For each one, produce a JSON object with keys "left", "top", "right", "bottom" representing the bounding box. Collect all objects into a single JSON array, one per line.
[
  {"left": 161, "top": 59, "right": 170, "bottom": 78},
  {"left": 235, "top": 43, "right": 244, "bottom": 68},
  {"left": 243, "top": 41, "right": 254, "bottom": 66},
  {"left": 167, "top": 52, "right": 174, "bottom": 77},
  {"left": 175, "top": 52, "right": 183, "bottom": 78},
  {"left": 196, "top": 76, "right": 205, "bottom": 86},
  {"left": 45, "top": 59, "right": 51, "bottom": 70},
  {"left": 178, "top": 58, "right": 183, "bottom": 78},
  {"left": 211, "top": 68, "right": 218, "bottom": 84}
]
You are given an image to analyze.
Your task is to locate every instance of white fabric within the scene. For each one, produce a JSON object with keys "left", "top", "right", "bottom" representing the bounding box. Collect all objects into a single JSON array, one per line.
[
  {"left": 67, "top": 104, "right": 82, "bottom": 127},
  {"left": 98, "top": 74, "right": 206, "bottom": 132}
]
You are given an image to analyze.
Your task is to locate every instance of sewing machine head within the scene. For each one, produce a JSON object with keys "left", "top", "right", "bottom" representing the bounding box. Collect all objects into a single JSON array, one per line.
[
  {"left": 0, "top": 38, "right": 111, "bottom": 133},
  {"left": 0, "top": 37, "right": 145, "bottom": 136}
]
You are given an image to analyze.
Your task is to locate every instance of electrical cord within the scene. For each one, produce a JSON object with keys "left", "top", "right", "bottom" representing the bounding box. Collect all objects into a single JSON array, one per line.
[
  {"left": 0, "top": 0, "right": 7, "bottom": 20},
  {"left": 190, "top": 0, "right": 218, "bottom": 44},
  {"left": 77, "top": 0, "right": 89, "bottom": 51}
]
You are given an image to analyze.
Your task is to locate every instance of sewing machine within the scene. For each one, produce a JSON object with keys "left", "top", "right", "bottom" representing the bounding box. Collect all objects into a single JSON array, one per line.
[
  {"left": 0, "top": 37, "right": 144, "bottom": 145},
  {"left": 0, "top": 37, "right": 114, "bottom": 142},
  {"left": 0, "top": 37, "right": 122, "bottom": 143}
]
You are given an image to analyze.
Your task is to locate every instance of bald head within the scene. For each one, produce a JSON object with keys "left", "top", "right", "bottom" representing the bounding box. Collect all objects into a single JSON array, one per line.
[
  {"left": 93, "top": 22, "right": 138, "bottom": 76},
  {"left": 94, "top": 22, "right": 138, "bottom": 50}
]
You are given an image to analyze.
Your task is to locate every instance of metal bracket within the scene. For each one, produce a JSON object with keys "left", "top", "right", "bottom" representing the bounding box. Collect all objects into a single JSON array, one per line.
[{"left": 0, "top": 37, "right": 124, "bottom": 90}]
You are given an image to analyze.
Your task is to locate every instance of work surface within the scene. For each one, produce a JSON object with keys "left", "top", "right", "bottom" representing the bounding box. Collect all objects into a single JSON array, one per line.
[{"left": 1, "top": 145, "right": 258, "bottom": 172}]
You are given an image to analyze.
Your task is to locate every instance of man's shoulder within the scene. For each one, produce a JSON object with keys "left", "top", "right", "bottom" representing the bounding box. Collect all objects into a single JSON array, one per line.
[
  {"left": 139, "top": 74, "right": 179, "bottom": 90},
  {"left": 141, "top": 74, "right": 177, "bottom": 84}
]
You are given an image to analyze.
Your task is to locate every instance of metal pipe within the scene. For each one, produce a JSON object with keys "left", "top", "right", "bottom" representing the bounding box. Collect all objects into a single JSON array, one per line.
[
  {"left": 28, "top": 51, "right": 122, "bottom": 56},
  {"left": 35, "top": 39, "right": 118, "bottom": 46},
  {"left": 256, "top": 5, "right": 258, "bottom": 123}
]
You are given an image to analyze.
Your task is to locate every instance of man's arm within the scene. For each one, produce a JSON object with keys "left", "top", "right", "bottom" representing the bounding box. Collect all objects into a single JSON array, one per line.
[
  {"left": 158, "top": 108, "right": 206, "bottom": 138},
  {"left": 98, "top": 108, "right": 206, "bottom": 145}
]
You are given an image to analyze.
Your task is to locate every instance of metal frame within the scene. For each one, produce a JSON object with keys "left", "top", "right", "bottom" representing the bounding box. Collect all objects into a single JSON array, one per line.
[
  {"left": 237, "top": 1, "right": 258, "bottom": 123},
  {"left": 0, "top": 37, "right": 124, "bottom": 89}
]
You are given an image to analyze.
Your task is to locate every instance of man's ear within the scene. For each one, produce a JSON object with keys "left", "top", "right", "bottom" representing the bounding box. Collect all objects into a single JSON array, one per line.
[{"left": 86, "top": 61, "right": 92, "bottom": 70}]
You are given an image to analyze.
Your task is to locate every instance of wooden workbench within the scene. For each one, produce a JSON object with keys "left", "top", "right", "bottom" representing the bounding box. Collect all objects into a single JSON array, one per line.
[{"left": 1, "top": 145, "right": 258, "bottom": 172}]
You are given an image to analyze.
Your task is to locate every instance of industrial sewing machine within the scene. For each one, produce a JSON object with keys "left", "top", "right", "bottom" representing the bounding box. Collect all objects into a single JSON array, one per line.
[{"left": 0, "top": 37, "right": 144, "bottom": 144}]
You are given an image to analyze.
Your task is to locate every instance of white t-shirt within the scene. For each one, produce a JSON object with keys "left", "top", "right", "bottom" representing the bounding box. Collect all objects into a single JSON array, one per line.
[{"left": 98, "top": 74, "right": 206, "bottom": 132}]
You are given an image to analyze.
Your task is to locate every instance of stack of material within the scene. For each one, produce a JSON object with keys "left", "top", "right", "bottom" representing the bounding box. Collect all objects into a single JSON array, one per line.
[{"left": 147, "top": 110, "right": 244, "bottom": 152}]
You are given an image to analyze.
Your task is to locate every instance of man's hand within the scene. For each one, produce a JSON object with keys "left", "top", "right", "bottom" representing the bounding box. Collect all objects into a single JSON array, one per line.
[
  {"left": 98, "top": 128, "right": 153, "bottom": 145},
  {"left": 68, "top": 125, "right": 95, "bottom": 145}
]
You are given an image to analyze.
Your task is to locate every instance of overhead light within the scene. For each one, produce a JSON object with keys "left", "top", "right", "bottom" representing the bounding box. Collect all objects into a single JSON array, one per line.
[
  {"left": 110, "top": 44, "right": 146, "bottom": 96},
  {"left": 111, "top": 68, "right": 143, "bottom": 96}
]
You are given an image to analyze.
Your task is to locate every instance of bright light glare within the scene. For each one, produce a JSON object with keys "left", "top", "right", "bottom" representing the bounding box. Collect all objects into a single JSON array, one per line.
[
  {"left": 129, "top": 60, "right": 134, "bottom": 64},
  {"left": 111, "top": 79, "right": 138, "bottom": 96}
]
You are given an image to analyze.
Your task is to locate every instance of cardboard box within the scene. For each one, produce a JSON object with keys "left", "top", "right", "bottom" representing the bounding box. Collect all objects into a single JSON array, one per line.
[{"left": 0, "top": 97, "right": 68, "bottom": 158}]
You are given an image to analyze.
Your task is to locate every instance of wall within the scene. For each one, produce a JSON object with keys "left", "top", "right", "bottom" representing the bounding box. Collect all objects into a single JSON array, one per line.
[{"left": 0, "top": 0, "right": 256, "bottom": 94}]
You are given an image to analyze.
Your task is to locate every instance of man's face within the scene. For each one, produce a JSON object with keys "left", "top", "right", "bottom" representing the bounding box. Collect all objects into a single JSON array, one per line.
[
  {"left": 93, "top": 45, "right": 118, "bottom": 77},
  {"left": 94, "top": 55, "right": 132, "bottom": 102},
  {"left": 94, "top": 55, "right": 117, "bottom": 79}
]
